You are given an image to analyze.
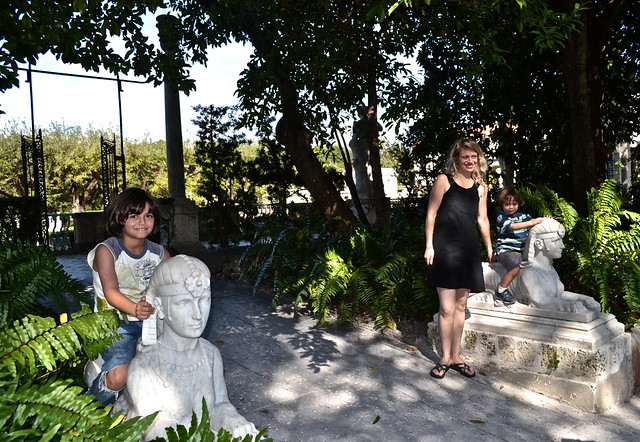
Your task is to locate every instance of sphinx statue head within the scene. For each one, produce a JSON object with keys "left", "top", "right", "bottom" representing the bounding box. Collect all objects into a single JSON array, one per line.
[
  {"left": 148, "top": 255, "right": 212, "bottom": 343},
  {"left": 521, "top": 218, "right": 567, "bottom": 267}
]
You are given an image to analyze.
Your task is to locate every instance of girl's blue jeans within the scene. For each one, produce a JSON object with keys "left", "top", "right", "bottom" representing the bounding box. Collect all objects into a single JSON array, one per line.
[{"left": 86, "top": 320, "right": 142, "bottom": 405}]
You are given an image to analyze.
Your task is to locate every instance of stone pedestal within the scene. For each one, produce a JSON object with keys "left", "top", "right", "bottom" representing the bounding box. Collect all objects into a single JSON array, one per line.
[
  {"left": 72, "top": 212, "right": 106, "bottom": 253},
  {"left": 158, "top": 197, "right": 205, "bottom": 254},
  {"left": 426, "top": 292, "right": 636, "bottom": 412}
]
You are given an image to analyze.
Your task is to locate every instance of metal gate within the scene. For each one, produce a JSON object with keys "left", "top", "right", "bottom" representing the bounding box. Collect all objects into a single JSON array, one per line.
[
  {"left": 20, "top": 129, "right": 48, "bottom": 245},
  {"left": 100, "top": 134, "right": 126, "bottom": 209}
]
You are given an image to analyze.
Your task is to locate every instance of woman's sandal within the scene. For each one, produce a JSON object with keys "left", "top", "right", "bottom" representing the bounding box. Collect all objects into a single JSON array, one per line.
[
  {"left": 449, "top": 362, "right": 476, "bottom": 378},
  {"left": 430, "top": 363, "right": 449, "bottom": 379}
]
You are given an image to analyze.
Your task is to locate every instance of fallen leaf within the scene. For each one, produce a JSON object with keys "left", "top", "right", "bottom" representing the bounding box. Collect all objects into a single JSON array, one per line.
[
  {"left": 367, "top": 366, "right": 375, "bottom": 371},
  {"left": 469, "top": 419, "right": 486, "bottom": 424},
  {"left": 215, "top": 340, "right": 225, "bottom": 344},
  {"left": 406, "top": 346, "right": 418, "bottom": 351},
  {"left": 479, "top": 371, "right": 487, "bottom": 376},
  {"left": 372, "top": 415, "right": 380, "bottom": 424}
]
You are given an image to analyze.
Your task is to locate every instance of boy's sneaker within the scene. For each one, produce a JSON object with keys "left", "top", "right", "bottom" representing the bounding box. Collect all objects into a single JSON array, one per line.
[{"left": 495, "top": 288, "right": 516, "bottom": 305}]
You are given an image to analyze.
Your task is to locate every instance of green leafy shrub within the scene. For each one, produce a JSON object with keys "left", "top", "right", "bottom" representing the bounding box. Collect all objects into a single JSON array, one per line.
[
  {"left": 239, "top": 206, "right": 435, "bottom": 329},
  {"left": 0, "top": 242, "right": 92, "bottom": 327}
]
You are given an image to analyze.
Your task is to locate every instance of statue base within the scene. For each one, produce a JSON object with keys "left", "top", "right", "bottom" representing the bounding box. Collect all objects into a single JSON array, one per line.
[
  {"left": 158, "top": 197, "right": 205, "bottom": 253},
  {"left": 426, "top": 292, "right": 637, "bottom": 412}
]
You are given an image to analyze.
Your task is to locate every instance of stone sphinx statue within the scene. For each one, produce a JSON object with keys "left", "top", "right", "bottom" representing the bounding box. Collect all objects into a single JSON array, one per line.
[
  {"left": 112, "top": 255, "right": 258, "bottom": 440},
  {"left": 482, "top": 218, "right": 601, "bottom": 313}
]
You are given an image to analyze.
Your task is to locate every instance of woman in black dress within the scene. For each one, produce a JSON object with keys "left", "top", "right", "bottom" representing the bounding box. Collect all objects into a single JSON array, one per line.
[{"left": 424, "top": 139, "right": 493, "bottom": 379}]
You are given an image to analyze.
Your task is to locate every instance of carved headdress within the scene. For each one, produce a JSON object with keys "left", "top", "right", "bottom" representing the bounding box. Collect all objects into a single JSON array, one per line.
[
  {"left": 148, "top": 255, "right": 211, "bottom": 298},
  {"left": 521, "top": 218, "right": 566, "bottom": 265}
]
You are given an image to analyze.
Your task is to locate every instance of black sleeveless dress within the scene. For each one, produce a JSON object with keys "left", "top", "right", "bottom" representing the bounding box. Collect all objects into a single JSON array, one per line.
[{"left": 428, "top": 175, "right": 485, "bottom": 292}]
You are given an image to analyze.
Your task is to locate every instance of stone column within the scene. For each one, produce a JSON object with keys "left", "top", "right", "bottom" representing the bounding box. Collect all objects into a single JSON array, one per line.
[
  {"left": 157, "top": 14, "right": 186, "bottom": 199},
  {"left": 156, "top": 14, "right": 203, "bottom": 252}
]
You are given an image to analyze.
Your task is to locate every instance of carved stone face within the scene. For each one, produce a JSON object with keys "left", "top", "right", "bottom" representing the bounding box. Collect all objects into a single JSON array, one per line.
[
  {"left": 160, "top": 289, "right": 211, "bottom": 339},
  {"left": 541, "top": 234, "right": 565, "bottom": 260}
]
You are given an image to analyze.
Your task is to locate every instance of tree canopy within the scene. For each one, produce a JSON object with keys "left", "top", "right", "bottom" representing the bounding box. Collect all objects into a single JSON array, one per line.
[{"left": 2, "top": 0, "right": 638, "bottom": 218}]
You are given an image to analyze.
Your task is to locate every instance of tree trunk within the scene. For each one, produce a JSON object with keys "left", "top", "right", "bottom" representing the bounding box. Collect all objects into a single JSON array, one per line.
[
  {"left": 562, "top": 16, "right": 605, "bottom": 214},
  {"left": 233, "top": 15, "right": 358, "bottom": 225},
  {"left": 274, "top": 86, "right": 358, "bottom": 224},
  {"left": 557, "top": 0, "right": 623, "bottom": 215},
  {"left": 366, "top": 103, "right": 389, "bottom": 228},
  {"left": 365, "top": 23, "right": 390, "bottom": 229}
]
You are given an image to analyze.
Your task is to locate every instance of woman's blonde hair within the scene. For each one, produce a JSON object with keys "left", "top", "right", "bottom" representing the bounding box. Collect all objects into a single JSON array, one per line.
[{"left": 443, "top": 138, "right": 488, "bottom": 185}]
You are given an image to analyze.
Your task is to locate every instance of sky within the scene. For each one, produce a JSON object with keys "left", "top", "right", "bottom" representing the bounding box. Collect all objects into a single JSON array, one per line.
[{"left": 0, "top": 22, "right": 253, "bottom": 142}]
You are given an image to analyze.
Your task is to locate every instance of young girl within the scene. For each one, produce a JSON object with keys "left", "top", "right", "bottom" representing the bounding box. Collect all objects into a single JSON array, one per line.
[
  {"left": 495, "top": 187, "right": 546, "bottom": 305},
  {"left": 424, "top": 139, "right": 493, "bottom": 379},
  {"left": 86, "top": 187, "right": 170, "bottom": 405}
]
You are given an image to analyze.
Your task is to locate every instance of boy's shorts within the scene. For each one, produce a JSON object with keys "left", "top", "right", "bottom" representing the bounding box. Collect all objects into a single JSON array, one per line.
[{"left": 497, "top": 251, "right": 524, "bottom": 271}]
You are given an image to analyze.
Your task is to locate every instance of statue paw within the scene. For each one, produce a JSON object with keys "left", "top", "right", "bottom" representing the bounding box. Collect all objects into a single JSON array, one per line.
[
  {"left": 585, "top": 299, "right": 602, "bottom": 312},
  {"left": 569, "top": 303, "right": 589, "bottom": 313}
]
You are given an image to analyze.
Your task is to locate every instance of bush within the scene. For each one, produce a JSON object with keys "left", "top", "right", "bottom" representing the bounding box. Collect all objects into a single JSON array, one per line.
[{"left": 239, "top": 204, "right": 437, "bottom": 329}]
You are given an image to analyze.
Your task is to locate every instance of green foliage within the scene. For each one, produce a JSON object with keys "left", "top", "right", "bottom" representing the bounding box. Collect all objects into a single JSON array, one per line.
[
  {"left": 0, "top": 241, "right": 150, "bottom": 440},
  {"left": 0, "top": 1, "right": 168, "bottom": 99},
  {"left": 245, "top": 138, "right": 300, "bottom": 206},
  {"left": 193, "top": 105, "right": 258, "bottom": 247},
  {"left": 0, "top": 122, "right": 200, "bottom": 213},
  {"left": 0, "top": 376, "right": 156, "bottom": 441},
  {"left": 569, "top": 180, "right": 640, "bottom": 324},
  {"left": 160, "top": 398, "right": 271, "bottom": 442},
  {"left": 239, "top": 207, "right": 434, "bottom": 329},
  {"left": 518, "top": 184, "right": 579, "bottom": 232},
  {"left": 0, "top": 242, "right": 92, "bottom": 327},
  {"left": 522, "top": 180, "right": 640, "bottom": 325},
  {"left": 0, "top": 308, "right": 119, "bottom": 380}
]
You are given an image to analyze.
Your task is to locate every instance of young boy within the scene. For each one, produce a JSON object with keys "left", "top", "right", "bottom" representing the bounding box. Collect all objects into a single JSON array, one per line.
[{"left": 495, "top": 187, "right": 546, "bottom": 305}]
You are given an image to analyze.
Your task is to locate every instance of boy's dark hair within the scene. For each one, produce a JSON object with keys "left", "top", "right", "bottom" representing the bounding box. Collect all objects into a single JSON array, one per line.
[
  {"left": 105, "top": 187, "right": 162, "bottom": 237},
  {"left": 497, "top": 187, "right": 525, "bottom": 207}
]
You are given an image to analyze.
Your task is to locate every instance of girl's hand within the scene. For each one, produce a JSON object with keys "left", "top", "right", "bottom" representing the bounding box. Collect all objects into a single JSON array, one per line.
[
  {"left": 424, "top": 247, "right": 434, "bottom": 265},
  {"left": 135, "top": 296, "right": 155, "bottom": 320}
]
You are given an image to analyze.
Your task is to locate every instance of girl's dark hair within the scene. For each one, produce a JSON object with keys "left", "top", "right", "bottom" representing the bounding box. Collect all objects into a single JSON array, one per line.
[
  {"left": 497, "top": 187, "right": 525, "bottom": 207},
  {"left": 105, "top": 187, "right": 162, "bottom": 237}
]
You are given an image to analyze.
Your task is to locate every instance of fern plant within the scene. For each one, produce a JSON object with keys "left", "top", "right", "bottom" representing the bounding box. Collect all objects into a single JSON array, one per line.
[
  {"left": 518, "top": 184, "right": 579, "bottom": 230},
  {"left": 0, "top": 242, "right": 91, "bottom": 327},
  {"left": 569, "top": 180, "right": 640, "bottom": 324},
  {"left": 241, "top": 208, "right": 433, "bottom": 329},
  {"left": 0, "top": 305, "right": 159, "bottom": 441},
  {"left": 159, "top": 399, "right": 271, "bottom": 442}
]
